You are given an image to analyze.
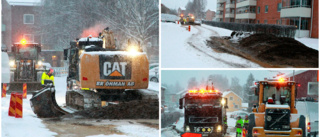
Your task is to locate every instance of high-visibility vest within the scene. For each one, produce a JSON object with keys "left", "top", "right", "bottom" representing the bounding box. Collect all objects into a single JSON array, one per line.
[{"left": 41, "top": 72, "right": 54, "bottom": 85}]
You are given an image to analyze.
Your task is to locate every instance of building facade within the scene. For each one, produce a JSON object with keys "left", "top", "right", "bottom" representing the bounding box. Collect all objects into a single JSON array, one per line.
[
  {"left": 204, "top": 9, "right": 216, "bottom": 21},
  {"left": 222, "top": 91, "right": 243, "bottom": 112},
  {"left": 2, "top": 0, "right": 41, "bottom": 50},
  {"left": 217, "top": 0, "right": 318, "bottom": 38},
  {"left": 286, "top": 70, "right": 318, "bottom": 100}
]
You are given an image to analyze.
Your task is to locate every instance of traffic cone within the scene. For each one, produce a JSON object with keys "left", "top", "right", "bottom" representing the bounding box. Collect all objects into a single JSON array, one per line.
[
  {"left": 178, "top": 21, "right": 179, "bottom": 24},
  {"left": 188, "top": 25, "right": 191, "bottom": 32},
  {"left": 2, "top": 83, "right": 7, "bottom": 98},
  {"left": 15, "top": 93, "right": 23, "bottom": 118},
  {"left": 23, "top": 83, "right": 27, "bottom": 99},
  {"left": 8, "top": 92, "right": 16, "bottom": 117}
]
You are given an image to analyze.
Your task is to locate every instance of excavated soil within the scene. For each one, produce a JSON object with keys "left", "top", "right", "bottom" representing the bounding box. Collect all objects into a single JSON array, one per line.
[
  {"left": 207, "top": 34, "right": 318, "bottom": 68},
  {"left": 64, "top": 99, "right": 159, "bottom": 119}
]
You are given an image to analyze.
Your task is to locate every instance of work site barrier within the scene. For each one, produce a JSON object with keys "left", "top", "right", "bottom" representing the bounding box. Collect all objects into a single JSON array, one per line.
[
  {"left": 8, "top": 92, "right": 23, "bottom": 118},
  {"left": 52, "top": 67, "right": 68, "bottom": 77},
  {"left": 202, "top": 21, "right": 297, "bottom": 38}
]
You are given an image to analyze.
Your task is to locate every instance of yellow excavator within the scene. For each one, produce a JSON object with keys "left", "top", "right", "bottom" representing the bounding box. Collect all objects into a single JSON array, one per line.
[
  {"left": 246, "top": 78, "right": 305, "bottom": 137},
  {"left": 30, "top": 27, "right": 151, "bottom": 117}
]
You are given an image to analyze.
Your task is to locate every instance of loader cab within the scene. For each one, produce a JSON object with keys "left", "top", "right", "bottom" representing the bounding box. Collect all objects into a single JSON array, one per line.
[{"left": 256, "top": 79, "right": 297, "bottom": 113}]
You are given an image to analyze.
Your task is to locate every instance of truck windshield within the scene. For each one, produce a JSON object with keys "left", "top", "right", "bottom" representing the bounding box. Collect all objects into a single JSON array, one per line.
[
  {"left": 263, "top": 85, "right": 291, "bottom": 105},
  {"left": 17, "top": 46, "right": 37, "bottom": 59}
]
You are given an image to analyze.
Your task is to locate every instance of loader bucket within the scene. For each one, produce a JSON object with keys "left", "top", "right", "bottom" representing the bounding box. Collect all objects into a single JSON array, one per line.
[
  {"left": 30, "top": 86, "right": 68, "bottom": 118},
  {"left": 9, "top": 82, "right": 42, "bottom": 93}
]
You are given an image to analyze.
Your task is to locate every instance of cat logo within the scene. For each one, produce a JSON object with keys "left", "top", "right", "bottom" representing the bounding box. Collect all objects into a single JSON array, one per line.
[{"left": 103, "top": 62, "right": 127, "bottom": 77}]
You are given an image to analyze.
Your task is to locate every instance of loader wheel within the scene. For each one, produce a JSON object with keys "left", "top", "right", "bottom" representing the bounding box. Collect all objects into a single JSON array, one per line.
[
  {"left": 299, "top": 115, "right": 306, "bottom": 137},
  {"left": 247, "top": 113, "right": 255, "bottom": 137}
]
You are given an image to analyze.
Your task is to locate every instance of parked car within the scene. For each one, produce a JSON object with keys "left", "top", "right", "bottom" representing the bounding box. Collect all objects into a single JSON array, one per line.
[
  {"left": 149, "top": 63, "right": 159, "bottom": 70},
  {"left": 230, "top": 111, "right": 249, "bottom": 119},
  {"left": 149, "top": 66, "right": 159, "bottom": 82}
]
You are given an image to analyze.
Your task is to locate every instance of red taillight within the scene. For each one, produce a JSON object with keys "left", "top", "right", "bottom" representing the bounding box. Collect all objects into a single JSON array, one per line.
[
  {"left": 308, "top": 122, "right": 311, "bottom": 132},
  {"left": 82, "top": 77, "right": 88, "bottom": 81},
  {"left": 297, "top": 83, "right": 301, "bottom": 87},
  {"left": 254, "top": 130, "right": 258, "bottom": 134},
  {"left": 297, "top": 131, "right": 302, "bottom": 135},
  {"left": 143, "top": 78, "right": 148, "bottom": 81}
]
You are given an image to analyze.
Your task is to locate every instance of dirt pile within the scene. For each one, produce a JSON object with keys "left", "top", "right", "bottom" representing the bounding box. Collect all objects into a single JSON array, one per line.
[
  {"left": 239, "top": 34, "right": 318, "bottom": 67},
  {"left": 65, "top": 99, "right": 159, "bottom": 119},
  {"left": 207, "top": 34, "right": 318, "bottom": 67}
]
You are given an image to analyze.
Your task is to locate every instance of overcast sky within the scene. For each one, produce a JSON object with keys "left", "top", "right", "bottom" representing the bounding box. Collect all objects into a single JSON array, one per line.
[
  {"left": 161, "top": 0, "right": 217, "bottom": 12},
  {"left": 161, "top": 70, "right": 300, "bottom": 89}
]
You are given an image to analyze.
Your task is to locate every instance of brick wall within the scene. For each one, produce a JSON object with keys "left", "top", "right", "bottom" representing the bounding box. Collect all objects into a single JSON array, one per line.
[{"left": 256, "top": 0, "right": 281, "bottom": 24}]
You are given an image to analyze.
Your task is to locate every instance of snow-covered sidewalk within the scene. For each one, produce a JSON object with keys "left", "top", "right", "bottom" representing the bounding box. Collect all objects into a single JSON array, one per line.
[{"left": 1, "top": 95, "right": 57, "bottom": 137}]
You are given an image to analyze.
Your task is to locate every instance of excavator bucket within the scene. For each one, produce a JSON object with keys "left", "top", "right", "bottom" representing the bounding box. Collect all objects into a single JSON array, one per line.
[
  {"left": 9, "top": 82, "right": 42, "bottom": 93},
  {"left": 30, "top": 86, "right": 69, "bottom": 118}
]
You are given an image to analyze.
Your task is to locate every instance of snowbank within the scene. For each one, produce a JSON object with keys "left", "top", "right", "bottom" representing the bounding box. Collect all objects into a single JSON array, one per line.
[
  {"left": 1, "top": 95, "right": 57, "bottom": 137},
  {"left": 295, "top": 37, "right": 319, "bottom": 50}
]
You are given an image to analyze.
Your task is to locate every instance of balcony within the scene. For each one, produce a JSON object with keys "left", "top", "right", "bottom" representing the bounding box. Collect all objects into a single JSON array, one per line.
[
  {"left": 237, "top": 0, "right": 256, "bottom": 8},
  {"left": 217, "top": 0, "right": 226, "bottom": 3},
  {"left": 225, "top": 13, "right": 235, "bottom": 18},
  {"left": 280, "top": 7, "right": 311, "bottom": 18},
  {"left": 225, "top": 3, "right": 235, "bottom": 8},
  {"left": 217, "top": 6, "right": 224, "bottom": 11},
  {"left": 235, "top": 13, "right": 256, "bottom": 19},
  {"left": 216, "top": 14, "right": 223, "bottom": 18}
]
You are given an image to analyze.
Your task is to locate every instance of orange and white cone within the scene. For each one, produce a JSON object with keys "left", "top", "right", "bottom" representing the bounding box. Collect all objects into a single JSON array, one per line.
[
  {"left": 15, "top": 93, "right": 23, "bottom": 118},
  {"left": 2, "top": 83, "right": 7, "bottom": 98},
  {"left": 23, "top": 83, "right": 27, "bottom": 99},
  {"left": 8, "top": 92, "right": 16, "bottom": 117}
]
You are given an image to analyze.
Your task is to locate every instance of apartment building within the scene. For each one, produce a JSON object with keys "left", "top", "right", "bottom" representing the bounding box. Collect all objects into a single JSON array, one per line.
[{"left": 217, "top": 0, "right": 318, "bottom": 38}]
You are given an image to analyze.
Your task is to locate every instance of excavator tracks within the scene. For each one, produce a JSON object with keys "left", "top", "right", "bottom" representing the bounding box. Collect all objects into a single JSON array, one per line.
[
  {"left": 30, "top": 86, "right": 158, "bottom": 118},
  {"left": 66, "top": 90, "right": 101, "bottom": 110}
]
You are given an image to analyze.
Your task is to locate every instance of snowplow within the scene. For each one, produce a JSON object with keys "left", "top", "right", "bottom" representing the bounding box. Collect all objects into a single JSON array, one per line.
[
  {"left": 182, "top": 14, "right": 201, "bottom": 26},
  {"left": 30, "top": 28, "right": 151, "bottom": 118},
  {"left": 179, "top": 88, "right": 228, "bottom": 137},
  {"left": 246, "top": 78, "right": 305, "bottom": 137},
  {"left": 9, "top": 40, "right": 44, "bottom": 92}
]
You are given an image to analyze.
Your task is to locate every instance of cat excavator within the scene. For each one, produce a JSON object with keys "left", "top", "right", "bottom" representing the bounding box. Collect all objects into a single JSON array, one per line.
[{"left": 30, "top": 28, "right": 153, "bottom": 118}]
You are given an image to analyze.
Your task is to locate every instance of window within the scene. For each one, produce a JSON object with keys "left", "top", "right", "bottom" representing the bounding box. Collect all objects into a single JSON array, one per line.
[
  {"left": 308, "top": 82, "right": 318, "bottom": 95},
  {"left": 277, "top": 20, "right": 282, "bottom": 24},
  {"left": 257, "top": 7, "right": 260, "bottom": 14},
  {"left": 23, "top": 34, "right": 34, "bottom": 42},
  {"left": 277, "top": 3, "right": 282, "bottom": 12},
  {"left": 264, "top": 20, "right": 268, "bottom": 24},
  {"left": 235, "top": 105, "right": 239, "bottom": 109},
  {"left": 257, "top": 20, "right": 260, "bottom": 24},
  {"left": 229, "top": 96, "right": 233, "bottom": 101},
  {"left": 23, "top": 14, "right": 34, "bottom": 24},
  {"left": 265, "top": 5, "right": 268, "bottom": 13}
]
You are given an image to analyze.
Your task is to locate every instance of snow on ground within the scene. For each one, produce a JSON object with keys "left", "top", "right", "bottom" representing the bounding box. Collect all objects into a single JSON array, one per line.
[
  {"left": 161, "top": 22, "right": 260, "bottom": 68},
  {"left": 87, "top": 135, "right": 130, "bottom": 137},
  {"left": 295, "top": 37, "right": 319, "bottom": 50},
  {"left": 1, "top": 95, "right": 57, "bottom": 137},
  {"left": 201, "top": 24, "right": 233, "bottom": 36},
  {"left": 117, "top": 125, "right": 159, "bottom": 137}
]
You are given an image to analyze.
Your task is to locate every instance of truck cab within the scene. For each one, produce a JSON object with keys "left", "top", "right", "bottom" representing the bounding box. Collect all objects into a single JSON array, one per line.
[
  {"left": 179, "top": 89, "right": 228, "bottom": 137},
  {"left": 248, "top": 78, "right": 305, "bottom": 137}
]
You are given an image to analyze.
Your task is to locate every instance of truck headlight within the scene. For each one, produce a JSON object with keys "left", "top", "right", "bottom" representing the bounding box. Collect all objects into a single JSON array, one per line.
[
  {"left": 37, "top": 61, "right": 42, "bottom": 66},
  {"left": 79, "top": 49, "right": 84, "bottom": 55},
  {"left": 221, "top": 98, "right": 226, "bottom": 105},
  {"left": 9, "top": 60, "right": 15, "bottom": 67},
  {"left": 217, "top": 125, "right": 222, "bottom": 132},
  {"left": 186, "top": 125, "right": 190, "bottom": 132}
]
